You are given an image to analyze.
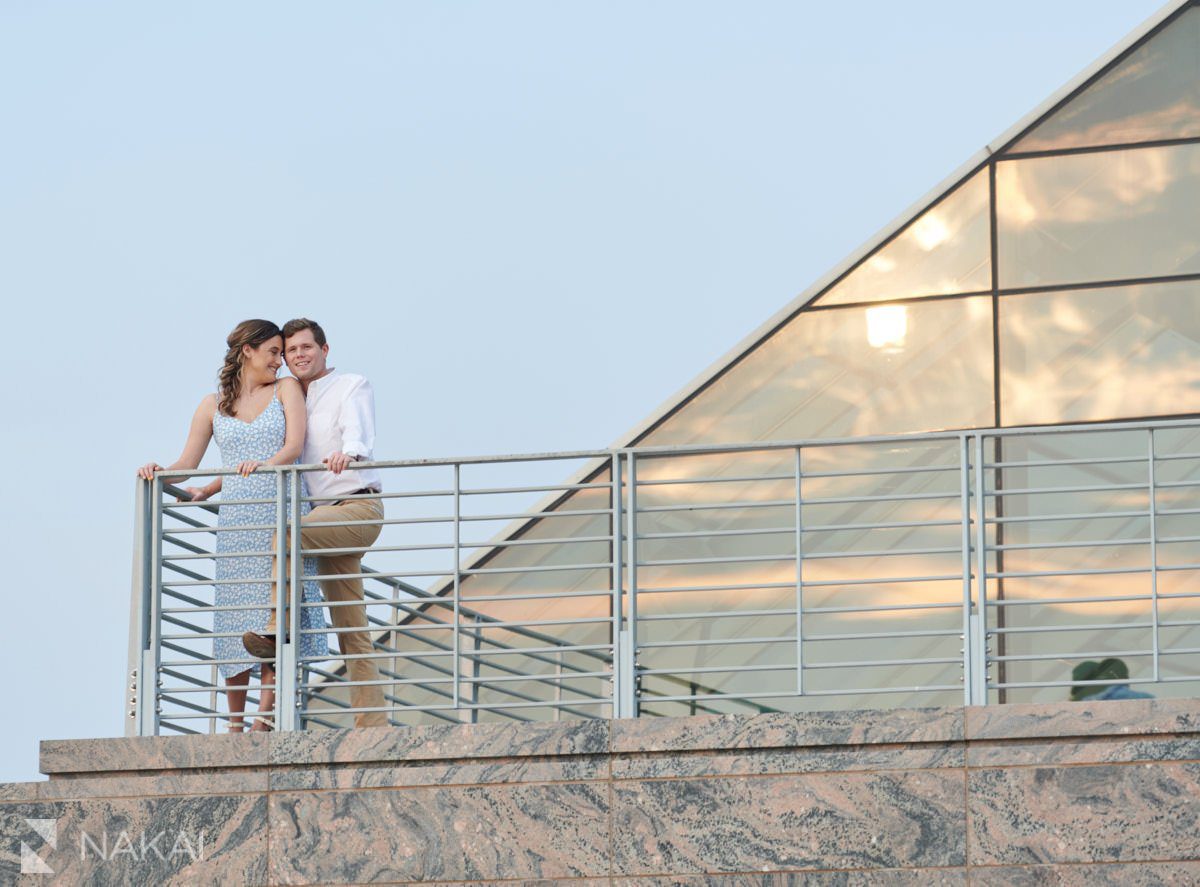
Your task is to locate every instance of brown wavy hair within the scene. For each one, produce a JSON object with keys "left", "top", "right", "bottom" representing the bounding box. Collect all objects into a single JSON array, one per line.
[{"left": 217, "top": 319, "right": 282, "bottom": 417}]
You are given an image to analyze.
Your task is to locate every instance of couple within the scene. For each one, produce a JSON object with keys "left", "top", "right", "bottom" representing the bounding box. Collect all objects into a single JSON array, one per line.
[{"left": 137, "top": 318, "right": 388, "bottom": 732}]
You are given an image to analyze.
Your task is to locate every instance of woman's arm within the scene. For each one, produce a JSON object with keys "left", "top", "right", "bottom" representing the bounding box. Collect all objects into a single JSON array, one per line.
[
  {"left": 137, "top": 395, "right": 217, "bottom": 482},
  {"left": 270, "top": 378, "right": 307, "bottom": 466}
]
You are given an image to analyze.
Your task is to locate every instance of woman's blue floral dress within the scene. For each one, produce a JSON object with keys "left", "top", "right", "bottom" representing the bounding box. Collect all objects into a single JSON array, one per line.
[{"left": 212, "top": 391, "right": 327, "bottom": 678}]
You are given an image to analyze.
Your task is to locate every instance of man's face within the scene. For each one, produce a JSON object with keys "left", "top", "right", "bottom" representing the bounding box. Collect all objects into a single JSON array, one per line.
[{"left": 284, "top": 329, "right": 329, "bottom": 381}]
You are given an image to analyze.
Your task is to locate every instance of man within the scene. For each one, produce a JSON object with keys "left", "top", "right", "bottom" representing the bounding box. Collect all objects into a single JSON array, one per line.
[{"left": 242, "top": 318, "right": 388, "bottom": 728}]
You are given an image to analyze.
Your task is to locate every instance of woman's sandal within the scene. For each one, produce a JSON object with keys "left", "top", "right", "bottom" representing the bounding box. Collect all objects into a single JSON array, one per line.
[
  {"left": 227, "top": 721, "right": 246, "bottom": 733},
  {"left": 250, "top": 718, "right": 274, "bottom": 732}
]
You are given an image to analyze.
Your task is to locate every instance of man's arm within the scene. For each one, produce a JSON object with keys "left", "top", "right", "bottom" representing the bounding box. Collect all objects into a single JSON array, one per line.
[{"left": 325, "top": 375, "right": 377, "bottom": 474}]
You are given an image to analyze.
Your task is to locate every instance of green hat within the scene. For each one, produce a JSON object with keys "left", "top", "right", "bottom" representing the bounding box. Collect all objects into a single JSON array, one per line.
[{"left": 1070, "top": 657, "right": 1130, "bottom": 701}]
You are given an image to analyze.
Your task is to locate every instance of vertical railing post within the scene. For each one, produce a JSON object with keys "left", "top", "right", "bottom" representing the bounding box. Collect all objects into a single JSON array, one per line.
[
  {"left": 468, "top": 614, "right": 482, "bottom": 724},
  {"left": 610, "top": 453, "right": 623, "bottom": 719},
  {"left": 1149, "top": 429, "right": 1161, "bottom": 682},
  {"left": 127, "top": 479, "right": 152, "bottom": 736},
  {"left": 959, "top": 435, "right": 975, "bottom": 707},
  {"left": 453, "top": 463, "right": 462, "bottom": 712},
  {"left": 138, "top": 477, "right": 164, "bottom": 736},
  {"left": 615, "top": 451, "right": 639, "bottom": 718},
  {"left": 794, "top": 446, "right": 805, "bottom": 696},
  {"left": 275, "top": 470, "right": 299, "bottom": 731},
  {"left": 969, "top": 434, "right": 990, "bottom": 705}
]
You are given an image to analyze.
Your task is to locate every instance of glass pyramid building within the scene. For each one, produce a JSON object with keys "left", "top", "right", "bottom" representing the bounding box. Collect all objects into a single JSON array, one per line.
[{"left": 340, "top": 0, "right": 1200, "bottom": 725}]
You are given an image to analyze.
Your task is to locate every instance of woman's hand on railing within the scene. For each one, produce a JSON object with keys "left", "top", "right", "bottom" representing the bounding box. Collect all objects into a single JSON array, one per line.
[
  {"left": 137, "top": 462, "right": 163, "bottom": 480},
  {"left": 179, "top": 486, "right": 212, "bottom": 502},
  {"left": 236, "top": 460, "right": 262, "bottom": 477}
]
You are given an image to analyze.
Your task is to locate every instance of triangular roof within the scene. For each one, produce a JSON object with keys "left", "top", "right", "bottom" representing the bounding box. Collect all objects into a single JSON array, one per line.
[{"left": 614, "top": 0, "right": 1196, "bottom": 451}]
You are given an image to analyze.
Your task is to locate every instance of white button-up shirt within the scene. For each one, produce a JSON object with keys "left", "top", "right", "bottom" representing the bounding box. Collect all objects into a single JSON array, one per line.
[{"left": 301, "top": 370, "right": 383, "bottom": 505}]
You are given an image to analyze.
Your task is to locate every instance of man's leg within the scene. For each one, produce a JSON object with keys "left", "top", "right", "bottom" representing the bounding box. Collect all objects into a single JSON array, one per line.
[
  {"left": 246, "top": 497, "right": 387, "bottom": 728},
  {"left": 308, "top": 498, "right": 386, "bottom": 727},
  {"left": 318, "top": 554, "right": 387, "bottom": 727}
]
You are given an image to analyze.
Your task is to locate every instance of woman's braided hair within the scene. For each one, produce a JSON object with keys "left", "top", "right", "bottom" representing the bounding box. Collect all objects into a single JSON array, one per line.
[{"left": 217, "top": 319, "right": 282, "bottom": 417}]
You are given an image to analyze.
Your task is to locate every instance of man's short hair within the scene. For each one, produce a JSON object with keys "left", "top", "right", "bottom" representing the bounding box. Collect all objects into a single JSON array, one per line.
[{"left": 282, "top": 317, "right": 327, "bottom": 347}]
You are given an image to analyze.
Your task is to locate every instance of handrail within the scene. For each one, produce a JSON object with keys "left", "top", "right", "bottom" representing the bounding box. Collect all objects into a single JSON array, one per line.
[{"left": 129, "top": 417, "right": 1200, "bottom": 735}]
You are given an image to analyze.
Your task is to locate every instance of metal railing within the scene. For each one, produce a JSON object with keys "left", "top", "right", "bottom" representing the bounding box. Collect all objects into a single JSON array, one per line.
[{"left": 127, "top": 418, "right": 1200, "bottom": 735}]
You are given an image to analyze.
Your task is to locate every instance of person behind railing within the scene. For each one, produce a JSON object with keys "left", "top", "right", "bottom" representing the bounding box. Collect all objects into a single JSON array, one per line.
[
  {"left": 241, "top": 318, "right": 389, "bottom": 728},
  {"left": 137, "top": 319, "right": 328, "bottom": 731},
  {"left": 1069, "top": 657, "right": 1154, "bottom": 702}
]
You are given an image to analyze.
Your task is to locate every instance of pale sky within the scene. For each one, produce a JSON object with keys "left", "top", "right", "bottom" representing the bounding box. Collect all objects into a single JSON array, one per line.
[{"left": 0, "top": 0, "right": 1167, "bottom": 784}]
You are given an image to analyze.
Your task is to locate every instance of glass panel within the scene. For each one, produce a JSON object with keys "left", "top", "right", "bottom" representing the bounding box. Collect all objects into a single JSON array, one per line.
[
  {"left": 815, "top": 170, "right": 991, "bottom": 306},
  {"left": 1000, "top": 280, "right": 1200, "bottom": 426},
  {"left": 642, "top": 296, "right": 994, "bottom": 446},
  {"left": 996, "top": 142, "right": 1200, "bottom": 289},
  {"left": 633, "top": 440, "right": 971, "bottom": 712},
  {"left": 1011, "top": 7, "right": 1200, "bottom": 153},
  {"left": 988, "top": 428, "right": 1200, "bottom": 704}
]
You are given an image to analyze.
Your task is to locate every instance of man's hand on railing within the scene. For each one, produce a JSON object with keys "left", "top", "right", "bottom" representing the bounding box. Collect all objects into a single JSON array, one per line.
[
  {"left": 180, "top": 486, "right": 212, "bottom": 502},
  {"left": 322, "top": 451, "right": 358, "bottom": 474}
]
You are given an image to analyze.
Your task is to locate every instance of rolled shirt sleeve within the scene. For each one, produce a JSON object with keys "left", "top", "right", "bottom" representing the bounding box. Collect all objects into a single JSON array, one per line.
[{"left": 339, "top": 376, "right": 376, "bottom": 460}]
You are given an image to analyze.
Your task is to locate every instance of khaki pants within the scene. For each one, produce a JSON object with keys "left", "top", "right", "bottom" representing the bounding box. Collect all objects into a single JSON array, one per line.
[{"left": 267, "top": 497, "right": 388, "bottom": 728}]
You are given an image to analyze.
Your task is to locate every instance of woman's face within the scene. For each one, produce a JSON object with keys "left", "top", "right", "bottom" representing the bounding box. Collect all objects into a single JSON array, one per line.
[{"left": 242, "top": 335, "right": 283, "bottom": 380}]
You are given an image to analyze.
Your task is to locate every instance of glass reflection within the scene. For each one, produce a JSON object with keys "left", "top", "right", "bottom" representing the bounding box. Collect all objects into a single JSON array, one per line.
[
  {"left": 996, "top": 142, "right": 1200, "bottom": 289},
  {"left": 1000, "top": 280, "right": 1200, "bottom": 425},
  {"left": 641, "top": 296, "right": 994, "bottom": 446},
  {"left": 632, "top": 440, "right": 971, "bottom": 707},
  {"left": 1011, "top": 7, "right": 1200, "bottom": 153},
  {"left": 990, "top": 431, "right": 1158, "bottom": 703},
  {"left": 816, "top": 170, "right": 991, "bottom": 306}
]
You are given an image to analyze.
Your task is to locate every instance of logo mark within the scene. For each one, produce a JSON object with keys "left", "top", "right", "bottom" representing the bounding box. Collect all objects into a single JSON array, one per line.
[{"left": 20, "top": 818, "right": 56, "bottom": 874}]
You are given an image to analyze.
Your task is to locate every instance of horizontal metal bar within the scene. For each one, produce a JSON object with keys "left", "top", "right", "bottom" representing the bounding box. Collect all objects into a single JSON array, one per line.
[
  {"left": 992, "top": 621, "right": 1153, "bottom": 635},
  {"left": 462, "top": 561, "right": 614, "bottom": 576},
  {"left": 988, "top": 678, "right": 1155, "bottom": 690},
  {"left": 461, "top": 533, "right": 614, "bottom": 549},
  {"left": 460, "top": 508, "right": 612, "bottom": 522},
  {"left": 989, "top": 509, "right": 1149, "bottom": 525},
  {"left": 801, "top": 490, "right": 958, "bottom": 506},
  {"left": 643, "top": 684, "right": 961, "bottom": 703},
  {"left": 985, "top": 566, "right": 1150, "bottom": 580},
  {"left": 984, "top": 454, "right": 1148, "bottom": 470},
  {"left": 799, "top": 463, "right": 959, "bottom": 480},
  {"left": 639, "top": 526, "right": 795, "bottom": 541},
  {"left": 992, "top": 648, "right": 1149, "bottom": 663},
  {"left": 635, "top": 472, "right": 795, "bottom": 487},
  {"left": 638, "top": 498, "right": 795, "bottom": 514},
  {"left": 990, "top": 537, "right": 1149, "bottom": 552},
  {"left": 801, "top": 545, "right": 960, "bottom": 561},
  {"left": 804, "top": 518, "right": 964, "bottom": 533},
  {"left": 987, "top": 481, "right": 1148, "bottom": 497},
  {"left": 987, "top": 593, "right": 1149, "bottom": 608},
  {"left": 804, "top": 627, "right": 962, "bottom": 642},
  {"left": 800, "top": 573, "right": 963, "bottom": 588},
  {"left": 458, "top": 670, "right": 611, "bottom": 685},
  {"left": 460, "top": 481, "right": 613, "bottom": 496},
  {"left": 1154, "top": 451, "right": 1200, "bottom": 463},
  {"left": 637, "top": 552, "right": 794, "bottom": 569},
  {"left": 639, "top": 663, "right": 794, "bottom": 676},
  {"left": 803, "top": 656, "right": 961, "bottom": 669},
  {"left": 638, "top": 635, "right": 794, "bottom": 650},
  {"left": 1155, "top": 479, "right": 1200, "bottom": 491}
]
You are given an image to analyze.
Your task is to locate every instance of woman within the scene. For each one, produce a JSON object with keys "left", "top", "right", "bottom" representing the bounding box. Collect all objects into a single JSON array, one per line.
[{"left": 138, "top": 319, "right": 327, "bottom": 731}]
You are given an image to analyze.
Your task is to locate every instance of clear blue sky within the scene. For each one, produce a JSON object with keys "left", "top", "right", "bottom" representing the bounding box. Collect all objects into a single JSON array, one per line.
[{"left": 0, "top": 0, "right": 1166, "bottom": 784}]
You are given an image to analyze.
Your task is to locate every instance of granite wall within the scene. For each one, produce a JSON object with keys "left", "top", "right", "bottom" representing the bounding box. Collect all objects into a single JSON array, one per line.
[{"left": 1, "top": 698, "right": 1198, "bottom": 885}]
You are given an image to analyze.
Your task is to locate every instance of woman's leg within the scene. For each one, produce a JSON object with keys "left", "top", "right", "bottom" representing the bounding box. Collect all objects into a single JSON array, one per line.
[
  {"left": 226, "top": 670, "right": 249, "bottom": 731},
  {"left": 253, "top": 664, "right": 276, "bottom": 730}
]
